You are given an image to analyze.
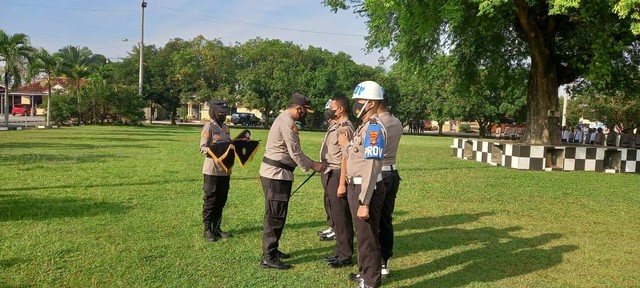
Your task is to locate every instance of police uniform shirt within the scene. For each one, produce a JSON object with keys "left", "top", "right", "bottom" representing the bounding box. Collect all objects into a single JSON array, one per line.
[
  {"left": 259, "top": 110, "right": 314, "bottom": 181},
  {"left": 346, "top": 114, "right": 387, "bottom": 205},
  {"left": 200, "top": 120, "right": 232, "bottom": 176},
  {"left": 320, "top": 119, "right": 354, "bottom": 169},
  {"left": 378, "top": 112, "right": 402, "bottom": 166}
]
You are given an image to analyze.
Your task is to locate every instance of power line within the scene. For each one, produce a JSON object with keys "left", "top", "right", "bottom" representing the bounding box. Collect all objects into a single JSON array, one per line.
[
  {"left": 0, "top": 1, "right": 366, "bottom": 38},
  {"left": 152, "top": 4, "right": 366, "bottom": 38},
  {"left": 0, "top": 1, "right": 134, "bottom": 12}
]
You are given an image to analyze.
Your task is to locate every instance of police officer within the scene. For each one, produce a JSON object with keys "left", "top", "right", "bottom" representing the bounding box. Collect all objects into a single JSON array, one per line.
[
  {"left": 259, "top": 93, "right": 325, "bottom": 270},
  {"left": 344, "top": 81, "right": 387, "bottom": 288},
  {"left": 200, "top": 99, "right": 232, "bottom": 242},
  {"left": 320, "top": 95, "right": 356, "bottom": 268},
  {"left": 376, "top": 97, "right": 402, "bottom": 277}
]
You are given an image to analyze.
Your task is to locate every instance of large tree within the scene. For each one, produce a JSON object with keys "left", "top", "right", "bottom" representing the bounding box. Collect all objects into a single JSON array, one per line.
[
  {"left": 325, "top": 0, "right": 640, "bottom": 144},
  {"left": 0, "top": 29, "right": 35, "bottom": 127},
  {"left": 29, "top": 48, "right": 62, "bottom": 126},
  {"left": 56, "top": 45, "right": 106, "bottom": 124},
  {"left": 236, "top": 38, "right": 309, "bottom": 126}
]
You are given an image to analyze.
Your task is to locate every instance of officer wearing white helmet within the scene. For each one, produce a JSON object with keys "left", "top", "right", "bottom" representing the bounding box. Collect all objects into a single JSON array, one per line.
[
  {"left": 342, "top": 80, "right": 387, "bottom": 288},
  {"left": 376, "top": 92, "right": 403, "bottom": 278}
]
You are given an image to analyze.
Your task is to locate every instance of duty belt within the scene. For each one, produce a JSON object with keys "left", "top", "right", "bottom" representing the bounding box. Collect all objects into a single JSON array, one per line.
[
  {"left": 347, "top": 174, "right": 383, "bottom": 185},
  {"left": 262, "top": 157, "right": 295, "bottom": 172},
  {"left": 381, "top": 164, "right": 397, "bottom": 172}
]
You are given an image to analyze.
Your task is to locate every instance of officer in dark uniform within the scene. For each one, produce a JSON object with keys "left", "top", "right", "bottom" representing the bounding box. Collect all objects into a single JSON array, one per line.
[
  {"left": 320, "top": 95, "right": 355, "bottom": 268},
  {"left": 376, "top": 97, "right": 403, "bottom": 277},
  {"left": 200, "top": 99, "right": 232, "bottom": 242},
  {"left": 343, "top": 81, "right": 387, "bottom": 288},
  {"left": 259, "top": 93, "right": 325, "bottom": 270}
]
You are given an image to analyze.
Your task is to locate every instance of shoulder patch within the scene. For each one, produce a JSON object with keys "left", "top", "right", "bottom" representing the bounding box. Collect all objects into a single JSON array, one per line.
[
  {"left": 369, "top": 118, "right": 377, "bottom": 125},
  {"left": 364, "top": 123, "right": 384, "bottom": 160},
  {"left": 291, "top": 124, "right": 298, "bottom": 134}
]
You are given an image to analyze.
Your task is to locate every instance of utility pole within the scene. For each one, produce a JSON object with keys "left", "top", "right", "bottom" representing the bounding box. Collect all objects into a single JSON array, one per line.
[
  {"left": 139, "top": 0, "right": 146, "bottom": 98},
  {"left": 3, "top": 72, "right": 9, "bottom": 127}
]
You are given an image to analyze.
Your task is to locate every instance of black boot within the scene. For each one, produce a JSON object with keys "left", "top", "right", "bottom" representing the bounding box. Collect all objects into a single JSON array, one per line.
[
  {"left": 213, "top": 222, "right": 232, "bottom": 238},
  {"left": 203, "top": 223, "right": 217, "bottom": 242}
]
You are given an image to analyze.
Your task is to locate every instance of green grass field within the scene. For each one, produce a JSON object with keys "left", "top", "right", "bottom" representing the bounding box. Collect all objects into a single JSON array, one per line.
[{"left": 1, "top": 125, "right": 639, "bottom": 287}]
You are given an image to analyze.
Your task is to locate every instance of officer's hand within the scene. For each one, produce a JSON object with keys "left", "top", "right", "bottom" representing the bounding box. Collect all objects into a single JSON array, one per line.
[
  {"left": 338, "top": 130, "right": 349, "bottom": 147},
  {"left": 311, "top": 162, "right": 324, "bottom": 172},
  {"left": 357, "top": 205, "right": 369, "bottom": 220},
  {"left": 337, "top": 184, "right": 346, "bottom": 198}
]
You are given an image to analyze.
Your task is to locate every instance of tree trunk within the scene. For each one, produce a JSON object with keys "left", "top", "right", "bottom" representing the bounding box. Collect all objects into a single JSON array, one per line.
[
  {"left": 520, "top": 46, "right": 561, "bottom": 145},
  {"left": 477, "top": 118, "right": 489, "bottom": 138},
  {"left": 515, "top": 0, "right": 561, "bottom": 145}
]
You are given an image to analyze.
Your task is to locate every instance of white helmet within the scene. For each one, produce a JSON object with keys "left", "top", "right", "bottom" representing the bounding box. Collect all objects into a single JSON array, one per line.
[{"left": 352, "top": 81, "right": 384, "bottom": 100}]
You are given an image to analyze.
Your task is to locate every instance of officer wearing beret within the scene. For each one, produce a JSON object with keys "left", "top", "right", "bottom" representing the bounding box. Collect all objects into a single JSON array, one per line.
[
  {"left": 259, "top": 93, "right": 325, "bottom": 270},
  {"left": 320, "top": 95, "right": 356, "bottom": 268},
  {"left": 376, "top": 96, "right": 403, "bottom": 277},
  {"left": 200, "top": 99, "right": 232, "bottom": 242},
  {"left": 344, "top": 81, "right": 387, "bottom": 288}
]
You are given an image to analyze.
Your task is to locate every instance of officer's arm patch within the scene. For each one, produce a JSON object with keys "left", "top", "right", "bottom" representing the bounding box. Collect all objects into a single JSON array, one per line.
[{"left": 364, "top": 123, "right": 384, "bottom": 159}]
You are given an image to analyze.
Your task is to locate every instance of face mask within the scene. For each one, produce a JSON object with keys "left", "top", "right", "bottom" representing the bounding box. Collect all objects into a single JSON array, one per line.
[
  {"left": 216, "top": 112, "right": 226, "bottom": 123},
  {"left": 297, "top": 107, "right": 307, "bottom": 122},
  {"left": 352, "top": 100, "right": 369, "bottom": 119},
  {"left": 324, "top": 109, "right": 337, "bottom": 121}
]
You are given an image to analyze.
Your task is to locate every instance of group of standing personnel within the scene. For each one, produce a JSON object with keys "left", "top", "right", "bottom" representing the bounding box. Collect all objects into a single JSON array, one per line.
[{"left": 199, "top": 81, "right": 401, "bottom": 288}]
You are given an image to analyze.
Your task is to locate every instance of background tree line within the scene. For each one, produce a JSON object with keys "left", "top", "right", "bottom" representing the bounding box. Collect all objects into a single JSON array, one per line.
[{"left": 6, "top": 0, "right": 640, "bottom": 141}]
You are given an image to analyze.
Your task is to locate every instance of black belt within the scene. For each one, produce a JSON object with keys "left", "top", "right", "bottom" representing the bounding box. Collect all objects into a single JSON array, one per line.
[{"left": 262, "top": 157, "right": 295, "bottom": 172}]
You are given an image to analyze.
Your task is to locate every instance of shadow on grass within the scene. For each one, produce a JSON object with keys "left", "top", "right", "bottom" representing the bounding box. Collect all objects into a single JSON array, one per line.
[
  {"left": 390, "top": 223, "right": 578, "bottom": 287},
  {"left": 395, "top": 212, "right": 495, "bottom": 231},
  {"left": 231, "top": 220, "right": 327, "bottom": 237},
  {"left": 0, "top": 178, "right": 197, "bottom": 192},
  {"left": 0, "top": 258, "right": 27, "bottom": 268},
  {"left": 0, "top": 195, "right": 130, "bottom": 222},
  {"left": 0, "top": 153, "right": 128, "bottom": 166},
  {"left": 44, "top": 136, "right": 177, "bottom": 143},
  {"left": 0, "top": 142, "right": 97, "bottom": 150}
]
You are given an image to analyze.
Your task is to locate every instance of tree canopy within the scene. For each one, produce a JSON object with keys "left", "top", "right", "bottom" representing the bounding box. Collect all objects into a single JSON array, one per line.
[{"left": 325, "top": 0, "right": 640, "bottom": 144}]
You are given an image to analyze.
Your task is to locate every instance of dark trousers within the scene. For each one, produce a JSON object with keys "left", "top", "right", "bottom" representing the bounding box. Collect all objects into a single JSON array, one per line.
[
  {"left": 261, "top": 176, "right": 293, "bottom": 257},
  {"left": 323, "top": 174, "right": 333, "bottom": 228},
  {"left": 349, "top": 181, "right": 385, "bottom": 288},
  {"left": 380, "top": 170, "right": 400, "bottom": 261},
  {"left": 202, "top": 175, "right": 230, "bottom": 231},
  {"left": 323, "top": 169, "right": 353, "bottom": 260}
]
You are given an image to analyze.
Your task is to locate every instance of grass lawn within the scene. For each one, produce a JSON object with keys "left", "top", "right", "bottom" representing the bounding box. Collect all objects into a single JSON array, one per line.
[{"left": 1, "top": 125, "right": 639, "bottom": 287}]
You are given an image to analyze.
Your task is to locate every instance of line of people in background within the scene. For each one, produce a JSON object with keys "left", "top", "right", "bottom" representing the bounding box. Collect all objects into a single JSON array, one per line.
[
  {"left": 406, "top": 119, "right": 428, "bottom": 133},
  {"left": 561, "top": 126, "right": 640, "bottom": 148},
  {"left": 493, "top": 123, "right": 525, "bottom": 140}
]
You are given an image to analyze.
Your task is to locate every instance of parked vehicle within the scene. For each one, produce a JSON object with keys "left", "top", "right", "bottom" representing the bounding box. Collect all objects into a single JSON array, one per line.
[
  {"left": 231, "top": 113, "right": 260, "bottom": 126},
  {"left": 11, "top": 104, "right": 34, "bottom": 116}
]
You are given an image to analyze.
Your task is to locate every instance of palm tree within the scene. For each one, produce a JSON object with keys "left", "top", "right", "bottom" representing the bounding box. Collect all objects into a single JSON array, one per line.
[
  {"left": 29, "top": 48, "right": 62, "bottom": 126},
  {"left": 0, "top": 29, "right": 35, "bottom": 127},
  {"left": 56, "top": 45, "right": 105, "bottom": 124}
]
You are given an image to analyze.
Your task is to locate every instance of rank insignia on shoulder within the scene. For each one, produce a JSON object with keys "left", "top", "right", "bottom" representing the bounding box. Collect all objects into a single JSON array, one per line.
[{"left": 364, "top": 123, "right": 384, "bottom": 159}]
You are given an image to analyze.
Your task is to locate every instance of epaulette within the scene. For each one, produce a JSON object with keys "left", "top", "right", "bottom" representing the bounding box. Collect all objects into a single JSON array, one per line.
[{"left": 369, "top": 118, "right": 377, "bottom": 125}]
